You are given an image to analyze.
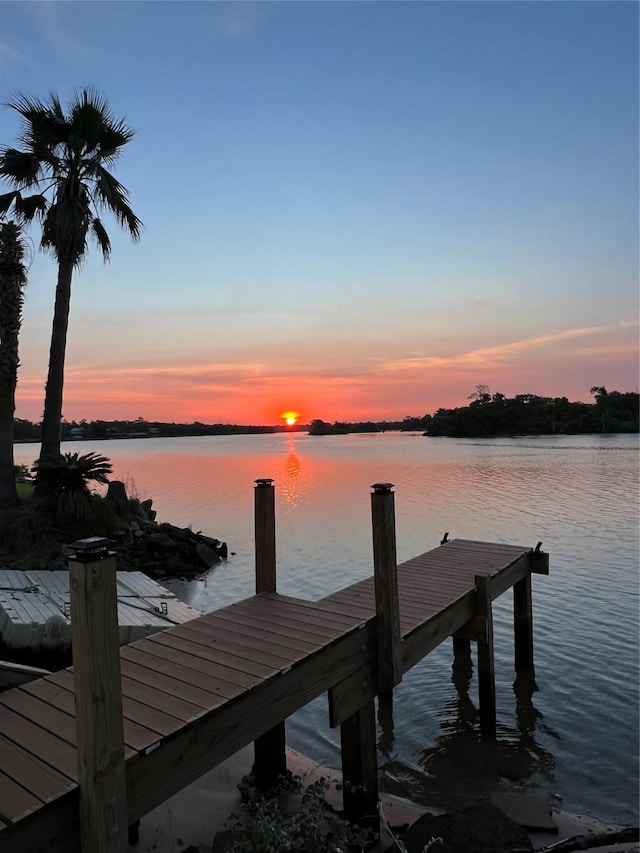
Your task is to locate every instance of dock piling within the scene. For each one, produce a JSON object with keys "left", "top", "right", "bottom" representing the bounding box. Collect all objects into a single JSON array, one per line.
[
  {"left": 253, "top": 478, "right": 287, "bottom": 789},
  {"left": 474, "top": 573, "right": 496, "bottom": 736},
  {"left": 340, "top": 699, "right": 380, "bottom": 833},
  {"left": 514, "top": 573, "right": 534, "bottom": 670},
  {"left": 371, "top": 483, "right": 402, "bottom": 698},
  {"left": 68, "top": 538, "right": 128, "bottom": 853}
]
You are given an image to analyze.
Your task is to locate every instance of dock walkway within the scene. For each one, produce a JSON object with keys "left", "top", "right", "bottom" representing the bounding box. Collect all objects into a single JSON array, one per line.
[{"left": 0, "top": 481, "right": 549, "bottom": 853}]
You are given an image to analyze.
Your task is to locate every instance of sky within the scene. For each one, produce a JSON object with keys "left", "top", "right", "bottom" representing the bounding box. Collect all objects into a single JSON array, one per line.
[{"left": 1, "top": 1, "right": 638, "bottom": 426}]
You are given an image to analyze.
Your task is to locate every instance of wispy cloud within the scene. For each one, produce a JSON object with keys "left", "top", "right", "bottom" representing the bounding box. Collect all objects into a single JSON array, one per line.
[
  {"left": 381, "top": 322, "right": 638, "bottom": 372},
  {"left": 0, "top": 40, "right": 36, "bottom": 68}
]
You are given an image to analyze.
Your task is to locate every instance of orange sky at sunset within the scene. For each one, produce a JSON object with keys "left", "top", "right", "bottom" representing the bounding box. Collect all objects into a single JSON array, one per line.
[{"left": 14, "top": 319, "right": 638, "bottom": 425}]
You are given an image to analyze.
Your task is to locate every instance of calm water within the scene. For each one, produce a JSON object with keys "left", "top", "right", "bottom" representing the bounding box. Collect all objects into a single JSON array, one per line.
[{"left": 15, "top": 432, "right": 639, "bottom": 824}]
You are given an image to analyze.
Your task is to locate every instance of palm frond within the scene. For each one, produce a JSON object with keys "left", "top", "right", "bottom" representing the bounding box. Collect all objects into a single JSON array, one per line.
[
  {"left": 93, "top": 165, "right": 142, "bottom": 239},
  {"left": 14, "top": 192, "right": 48, "bottom": 222},
  {"left": 0, "top": 148, "right": 42, "bottom": 187},
  {"left": 0, "top": 191, "right": 20, "bottom": 217},
  {"left": 89, "top": 217, "right": 111, "bottom": 261}
]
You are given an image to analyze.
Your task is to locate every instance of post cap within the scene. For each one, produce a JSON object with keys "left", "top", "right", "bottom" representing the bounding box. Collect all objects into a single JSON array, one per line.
[
  {"left": 68, "top": 537, "right": 115, "bottom": 562},
  {"left": 254, "top": 478, "right": 274, "bottom": 487},
  {"left": 371, "top": 482, "right": 394, "bottom": 494}
]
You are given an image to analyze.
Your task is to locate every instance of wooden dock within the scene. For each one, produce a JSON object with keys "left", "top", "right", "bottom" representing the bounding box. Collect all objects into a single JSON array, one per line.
[{"left": 0, "top": 482, "right": 548, "bottom": 853}]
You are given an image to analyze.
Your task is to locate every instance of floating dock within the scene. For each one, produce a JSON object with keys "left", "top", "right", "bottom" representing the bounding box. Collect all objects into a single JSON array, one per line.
[{"left": 0, "top": 569, "right": 199, "bottom": 653}]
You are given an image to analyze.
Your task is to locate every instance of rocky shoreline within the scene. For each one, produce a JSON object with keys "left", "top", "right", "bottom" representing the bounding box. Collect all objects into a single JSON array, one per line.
[{"left": 103, "top": 480, "right": 228, "bottom": 579}]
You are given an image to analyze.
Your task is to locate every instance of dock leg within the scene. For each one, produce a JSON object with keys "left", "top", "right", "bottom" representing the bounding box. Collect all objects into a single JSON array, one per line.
[
  {"left": 513, "top": 574, "right": 534, "bottom": 671},
  {"left": 254, "top": 722, "right": 288, "bottom": 791},
  {"left": 452, "top": 637, "right": 473, "bottom": 693},
  {"left": 340, "top": 700, "right": 380, "bottom": 835},
  {"left": 253, "top": 478, "right": 287, "bottom": 791},
  {"left": 475, "top": 574, "right": 496, "bottom": 737},
  {"left": 128, "top": 820, "right": 140, "bottom": 846}
]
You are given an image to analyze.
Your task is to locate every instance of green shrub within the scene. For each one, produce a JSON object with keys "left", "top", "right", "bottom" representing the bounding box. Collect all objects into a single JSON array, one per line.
[{"left": 226, "top": 777, "right": 371, "bottom": 853}]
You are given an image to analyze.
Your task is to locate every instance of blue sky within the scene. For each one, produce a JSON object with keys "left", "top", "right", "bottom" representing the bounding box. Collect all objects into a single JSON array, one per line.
[{"left": 1, "top": 1, "right": 638, "bottom": 424}]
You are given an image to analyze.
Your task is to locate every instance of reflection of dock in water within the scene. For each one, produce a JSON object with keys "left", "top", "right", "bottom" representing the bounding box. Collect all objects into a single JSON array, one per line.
[
  {"left": 378, "top": 645, "right": 559, "bottom": 811},
  {"left": 0, "top": 481, "right": 549, "bottom": 852}
]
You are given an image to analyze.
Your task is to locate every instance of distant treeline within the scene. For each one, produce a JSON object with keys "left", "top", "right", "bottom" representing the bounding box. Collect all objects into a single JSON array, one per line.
[
  {"left": 13, "top": 417, "right": 277, "bottom": 442},
  {"left": 12, "top": 387, "right": 639, "bottom": 443},
  {"left": 425, "top": 387, "right": 639, "bottom": 437}
]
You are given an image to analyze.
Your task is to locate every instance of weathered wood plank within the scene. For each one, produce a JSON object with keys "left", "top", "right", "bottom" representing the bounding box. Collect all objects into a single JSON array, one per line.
[
  {"left": 121, "top": 645, "right": 244, "bottom": 701},
  {"left": 21, "top": 674, "right": 164, "bottom": 749},
  {"left": 125, "top": 622, "right": 374, "bottom": 821},
  {"left": 0, "top": 704, "right": 78, "bottom": 780},
  {"left": 0, "top": 734, "right": 75, "bottom": 804},
  {"left": 154, "top": 623, "right": 290, "bottom": 673},
  {"left": 0, "top": 768, "right": 45, "bottom": 824},
  {"left": 140, "top": 635, "right": 264, "bottom": 691},
  {"left": 119, "top": 658, "right": 224, "bottom": 712}
]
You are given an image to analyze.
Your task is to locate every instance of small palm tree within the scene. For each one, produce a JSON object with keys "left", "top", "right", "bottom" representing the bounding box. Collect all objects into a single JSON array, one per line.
[
  {"left": 0, "top": 220, "right": 29, "bottom": 508},
  {"left": 0, "top": 88, "right": 142, "bottom": 489},
  {"left": 32, "top": 451, "right": 112, "bottom": 520}
]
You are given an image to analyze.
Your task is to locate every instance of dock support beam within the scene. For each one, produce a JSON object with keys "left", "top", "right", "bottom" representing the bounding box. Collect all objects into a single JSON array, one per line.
[
  {"left": 340, "top": 699, "right": 379, "bottom": 833},
  {"left": 371, "top": 483, "right": 402, "bottom": 700},
  {"left": 513, "top": 573, "right": 534, "bottom": 671},
  {"left": 253, "top": 478, "right": 287, "bottom": 789},
  {"left": 475, "top": 573, "right": 496, "bottom": 737},
  {"left": 68, "top": 539, "right": 128, "bottom": 853}
]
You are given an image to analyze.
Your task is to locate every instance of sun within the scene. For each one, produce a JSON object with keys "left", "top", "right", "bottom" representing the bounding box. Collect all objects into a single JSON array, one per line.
[{"left": 281, "top": 410, "right": 299, "bottom": 427}]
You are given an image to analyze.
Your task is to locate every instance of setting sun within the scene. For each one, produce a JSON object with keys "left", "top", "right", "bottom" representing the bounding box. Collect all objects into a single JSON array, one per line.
[{"left": 282, "top": 410, "right": 300, "bottom": 427}]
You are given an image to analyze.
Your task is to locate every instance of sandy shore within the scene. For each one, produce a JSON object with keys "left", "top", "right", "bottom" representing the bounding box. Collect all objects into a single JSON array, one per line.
[{"left": 135, "top": 746, "right": 637, "bottom": 853}]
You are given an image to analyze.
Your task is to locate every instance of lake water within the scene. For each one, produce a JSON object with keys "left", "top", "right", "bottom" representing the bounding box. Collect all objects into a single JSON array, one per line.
[{"left": 15, "top": 432, "right": 640, "bottom": 825}]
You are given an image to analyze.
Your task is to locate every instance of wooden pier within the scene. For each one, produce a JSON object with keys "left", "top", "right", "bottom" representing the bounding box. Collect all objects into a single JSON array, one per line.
[{"left": 0, "top": 481, "right": 548, "bottom": 853}]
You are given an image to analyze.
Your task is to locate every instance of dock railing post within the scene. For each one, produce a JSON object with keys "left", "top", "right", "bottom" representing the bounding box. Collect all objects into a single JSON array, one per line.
[
  {"left": 253, "top": 478, "right": 287, "bottom": 790},
  {"left": 475, "top": 573, "right": 496, "bottom": 737},
  {"left": 371, "top": 483, "right": 402, "bottom": 698},
  {"left": 68, "top": 537, "right": 128, "bottom": 853}
]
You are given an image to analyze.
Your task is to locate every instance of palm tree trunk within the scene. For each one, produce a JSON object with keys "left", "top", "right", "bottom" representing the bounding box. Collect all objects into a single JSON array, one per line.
[
  {"left": 0, "top": 221, "right": 26, "bottom": 508},
  {"left": 0, "top": 417, "right": 18, "bottom": 507},
  {"left": 35, "top": 261, "right": 74, "bottom": 491}
]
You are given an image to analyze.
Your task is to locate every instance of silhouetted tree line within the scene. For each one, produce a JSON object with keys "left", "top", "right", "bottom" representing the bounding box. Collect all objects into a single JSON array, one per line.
[
  {"left": 13, "top": 417, "right": 276, "bottom": 442},
  {"left": 425, "top": 387, "right": 639, "bottom": 437}
]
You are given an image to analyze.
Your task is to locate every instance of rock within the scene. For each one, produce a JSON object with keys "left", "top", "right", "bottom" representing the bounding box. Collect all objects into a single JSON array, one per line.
[
  {"left": 196, "top": 541, "right": 221, "bottom": 568},
  {"left": 392, "top": 801, "right": 534, "bottom": 853},
  {"left": 145, "top": 532, "right": 175, "bottom": 551},
  {"left": 139, "top": 498, "right": 156, "bottom": 521},
  {"left": 106, "top": 480, "right": 130, "bottom": 514}
]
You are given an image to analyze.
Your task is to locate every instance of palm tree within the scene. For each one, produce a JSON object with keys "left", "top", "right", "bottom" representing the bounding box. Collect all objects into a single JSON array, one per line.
[
  {"left": 0, "top": 88, "right": 142, "bottom": 490},
  {"left": 0, "top": 220, "right": 28, "bottom": 507}
]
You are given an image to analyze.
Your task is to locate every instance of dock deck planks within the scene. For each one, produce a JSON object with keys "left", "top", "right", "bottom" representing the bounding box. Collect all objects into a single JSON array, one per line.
[{"left": 0, "top": 539, "right": 537, "bottom": 853}]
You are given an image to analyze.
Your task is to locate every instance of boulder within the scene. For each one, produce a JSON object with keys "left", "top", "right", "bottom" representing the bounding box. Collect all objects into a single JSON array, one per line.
[{"left": 392, "top": 801, "right": 534, "bottom": 853}]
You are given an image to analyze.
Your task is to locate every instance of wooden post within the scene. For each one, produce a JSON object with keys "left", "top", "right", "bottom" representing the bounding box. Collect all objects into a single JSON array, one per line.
[
  {"left": 68, "top": 538, "right": 128, "bottom": 853},
  {"left": 254, "top": 478, "right": 276, "bottom": 594},
  {"left": 371, "top": 483, "right": 401, "bottom": 698},
  {"left": 452, "top": 637, "right": 473, "bottom": 693},
  {"left": 474, "top": 573, "right": 496, "bottom": 737},
  {"left": 513, "top": 573, "right": 534, "bottom": 671},
  {"left": 253, "top": 478, "right": 287, "bottom": 789},
  {"left": 340, "top": 699, "right": 379, "bottom": 833}
]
